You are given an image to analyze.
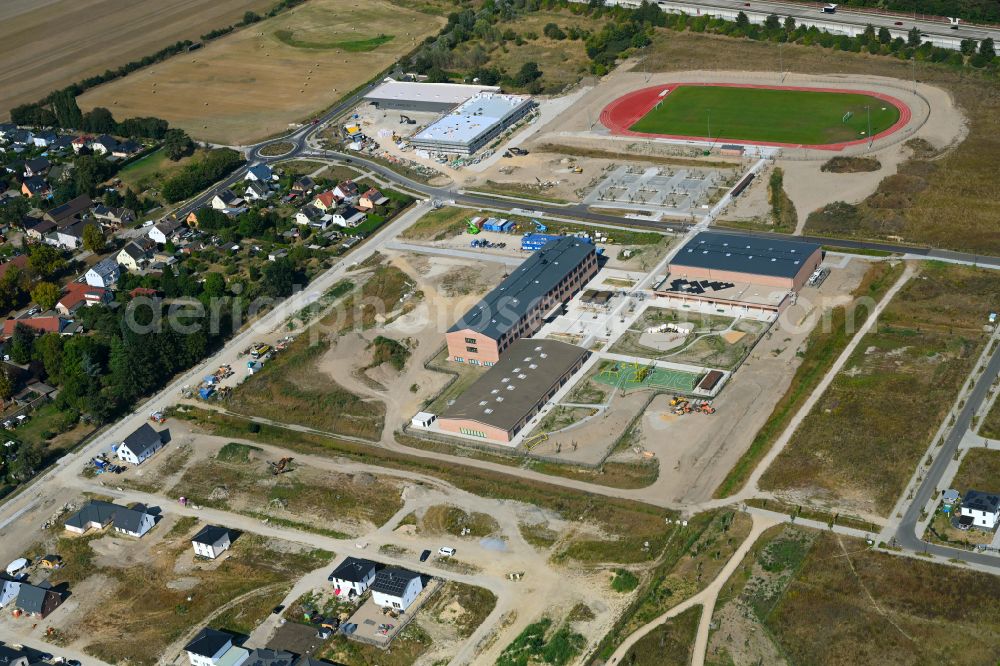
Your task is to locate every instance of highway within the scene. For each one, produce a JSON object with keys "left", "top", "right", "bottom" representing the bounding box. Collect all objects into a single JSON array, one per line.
[{"left": 592, "top": 0, "right": 1000, "bottom": 49}]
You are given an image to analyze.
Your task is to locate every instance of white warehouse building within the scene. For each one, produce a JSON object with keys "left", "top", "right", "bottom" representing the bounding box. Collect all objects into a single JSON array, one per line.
[{"left": 410, "top": 92, "right": 534, "bottom": 156}]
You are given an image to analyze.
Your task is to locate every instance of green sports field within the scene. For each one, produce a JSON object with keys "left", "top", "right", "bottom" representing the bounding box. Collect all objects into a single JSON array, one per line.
[
  {"left": 629, "top": 86, "right": 901, "bottom": 145},
  {"left": 595, "top": 362, "right": 702, "bottom": 393}
]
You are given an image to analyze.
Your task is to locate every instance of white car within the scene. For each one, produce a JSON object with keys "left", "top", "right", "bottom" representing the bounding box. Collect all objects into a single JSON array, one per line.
[{"left": 438, "top": 546, "right": 456, "bottom": 557}]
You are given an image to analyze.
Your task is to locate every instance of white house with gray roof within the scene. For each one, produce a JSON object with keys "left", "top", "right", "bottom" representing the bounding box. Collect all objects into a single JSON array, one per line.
[
  {"left": 371, "top": 567, "right": 422, "bottom": 611},
  {"left": 117, "top": 423, "right": 168, "bottom": 465}
]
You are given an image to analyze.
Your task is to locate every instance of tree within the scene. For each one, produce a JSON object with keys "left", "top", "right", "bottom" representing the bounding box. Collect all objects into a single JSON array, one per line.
[
  {"left": 32, "top": 333, "right": 64, "bottom": 383},
  {"left": 202, "top": 272, "right": 226, "bottom": 298},
  {"left": 907, "top": 27, "right": 922, "bottom": 47},
  {"left": 243, "top": 10, "right": 260, "bottom": 24},
  {"left": 9, "top": 324, "right": 34, "bottom": 364},
  {"left": 51, "top": 89, "right": 83, "bottom": 129},
  {"left": 980, "top": 37, "right": 996, "bottom": 57},
  {"left": 0, "top": 369, "right": 12, "bottom": 405},
  {"left": 82, "top": 107, "right": 117, "bottom": 134},
  {"left": 878, "top": 26, "right": 892, "bottom": 45},
  {"left": 764, "top": 14, "right": 781, "bottom": 30},
  {"left": 27, "top": 244, "right": 66, "bottom": 280},
  {"left": 783, "top": 16, "right": 796, "bottom": 32},
  {"left": 735, "top": 11, "right": 750, "bottom": 28},
  {"left": 163, "top": 128, "right": 195, "bottom": 161},
  {"left": 73, "top": 154, "right": 114, "bottom": 197},
  {"left": 862, "top": 24, "right": 876, "bottom": 44},
  {"left": 124, "top": 188, "right": 142, "bottom": 212},
  {"left": 263, "top": 257, "right": 295, "bottom": 298},
  {"left": 513, "top": 61, "right": 542, "bottom": 86},
  {"left": 30, "top": 282, "right": 61, "bottom": 311},
  {"left": 960, "top": 38, "right": 978, "bottom": 55},
  {"left": 82, "top": 224, "right": 106, "bottom": 253},
  {"left": 543, "top": 23, "right": 567, "bottom": 39},
  {"left": 0, "top": 197, "right": 28, "bottom": 229}
]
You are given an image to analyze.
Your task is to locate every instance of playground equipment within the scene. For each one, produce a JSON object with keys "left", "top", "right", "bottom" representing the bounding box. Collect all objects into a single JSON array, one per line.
[{"left": 523, "top": 433, "right": 548, "bottom": 451}]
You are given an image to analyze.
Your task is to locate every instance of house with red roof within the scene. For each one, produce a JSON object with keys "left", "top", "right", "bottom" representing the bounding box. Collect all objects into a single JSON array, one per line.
[{"left": 56, "top": 283, "right": 110, "bottom": 316}]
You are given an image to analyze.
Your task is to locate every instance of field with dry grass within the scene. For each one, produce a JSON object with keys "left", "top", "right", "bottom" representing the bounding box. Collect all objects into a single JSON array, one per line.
[
  {"left": 759, "top": 262, "right": 1000, "bottom": 515},
  {"left": 0, "top": 0, "right": 273, "bottom": 117},
  {"left": 77, "top": 0, "right": 443, "bottom": 144},
  {"left": 643, "top": 30, "right": 1000, "bottom": 254}
]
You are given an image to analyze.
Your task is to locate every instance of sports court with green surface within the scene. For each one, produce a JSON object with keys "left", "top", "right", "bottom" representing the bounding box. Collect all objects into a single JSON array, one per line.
[
  {"left": 595, "top": 361, "right": 702, "bottom": 393},
  {"left": 601, "top": 83, "right": 908, "bottom": 149}
]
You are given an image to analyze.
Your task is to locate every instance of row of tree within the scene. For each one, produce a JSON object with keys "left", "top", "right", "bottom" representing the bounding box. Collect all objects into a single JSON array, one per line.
[
  {"left": 10, "top": 93, "right": 171, "bottom": 140},
  {"left": 161, "top": 148, "right": 245, "bottom": 202}
]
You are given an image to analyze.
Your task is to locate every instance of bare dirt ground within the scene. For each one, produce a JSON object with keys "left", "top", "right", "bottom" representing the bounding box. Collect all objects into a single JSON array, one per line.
[
  {"left": 0, "top": 0, "right": 273, "bottom": 116},
  {"left": 77, "top": 0, "right": 444, "bottom": 144},
  {"left": 532, "top": 391, "right": 650, "bottom": 465},
  {"left": 528, "top": 66, "right": 966, "bottom": 232}
]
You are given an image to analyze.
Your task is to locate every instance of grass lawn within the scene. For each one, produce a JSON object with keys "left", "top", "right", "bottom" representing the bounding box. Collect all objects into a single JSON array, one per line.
[
  {"left": 118, "top": 147, "right": 204, "bottom": 194},
  {"left": 620, "top": 605, "right": 700, "bottom": 666},
  {"left": 400, "top": 206, "right": 479, "bottom": 241},
  {"left": 630, "top": 85, "right": 900, "bottom": 145},
  {"left": 759, "top": 262, "right": 1000, "bottom": 515}
]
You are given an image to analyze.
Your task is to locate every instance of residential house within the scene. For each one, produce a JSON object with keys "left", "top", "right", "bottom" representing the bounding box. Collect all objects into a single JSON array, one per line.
[
  {"left": 329, "top": 557, "right": 377, "bottom": 598},
  {"left": 56, "top": 282, "right": 110, "bottom": 315},
  {"left": 90, "top": 134, "right": 119, "bottom": 155},
  {"left": 267, "top": 249, "right": 288, "bottom": 262},
  {"left": 192, "top": 525, "right": 231, "bottom": 559},
  {"left": 112, "top": 503, "right": 156, "bottom": 538},
  {"left": 92, "top": 204, "right": 136, "bottom": 229},
  {"left": 85, "top": 257, "right": 120, "bottom": 288},
  {"left": 244, "top": 181, "right": 270, "bottom": 202},
  {"left": 370, "top": 567, "right": 423, "bottom": 611},
  {"left": 2, "top": 316, "right": 69, "bottom": 338},
  {"left": 0, "top": 255, "right": 29, "bottom": 281},
  {"left": 50, "top": 218, "right": 99, "bottom": 250},
  {"left": 0, "top": 123, "right": 16, "bottom": 141},
  {"left": 246, "top": 163, "right": 274, "bottom": 182},
  {"left": 294, "top": 204, "right": 328, "bottom": 229},
  {"left": 14, "top": 582, "right": 62, "bottom": 618},
  {"left": 116, "top": 423, "right": 168, "bottom": 465},
  {"left": 31, "top": 132, "right": 56, "bottom": 148},
  {"left": 184, "top": 628, "right": 248, "bottom": 666},
  {"left": 23, "top": 157, "right": 50, "bottom": 178},
  {"left": 313, "top": 190, "right": 337, "bottom": 212},
  {"left": 243, "top": 649, "right": 295, "bottom": 666},
  {"left": 130, "top": 287, "right": 161, "bottom": 299},
  {"left": 0, "top": 574, "right": 22, "bottom": 606},
  {"left": 47, "top": 162, "right": 72, "bottom": 184},
  {"left": 359, "top": 188, "right": 388, "bottom": 211},
  {"left": 333, "top": 180, "right": 359, "bottom": 203},
  {"left": 49, "top": 135, "right": 75, "bottom": 153},
  {"left": 8, "top": 129, "right": 32, "bottom": 147},
  {"left": 960, "top": 489, "right": 1000, "bottom": 530},
  {"left": 0, "top": 645, "right": 29, "bottom": 666},
  {"left": 4, "top": 160, "right": 25, "bottom": 175},
  {"left": 291, "top": 176, "right": 315, "bottom": 195},
  {"left": 331, "top": 206, "right": 366, "bottom": 228},
  {"left": 20, "top": 177, "right": 50, "bottom": 199},
  {"left": 111, "top": 139, "right": 141, "bottom": 158},
  {"left": 149, "top": 219, "right": 183, "bottom": 244},
  {"left": 64, "top": 499, "right": 121, "bottom": 534},
  {"left": 118, "top": 238, "right": 155, "bottom": 272},
  {"left": 44, "top": 194, "right": 92, "bottom": 225},
  {"left": 211, "top": 189, "right": 244, "bottom": 211},
  {"left": 71, "top": 135, "right": 91, "bottom": 153}
]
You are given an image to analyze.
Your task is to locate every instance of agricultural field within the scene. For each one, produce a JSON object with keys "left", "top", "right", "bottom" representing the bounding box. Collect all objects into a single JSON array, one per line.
[
  {"left": 77, "top": 0, "right": 444, "bottom": 144},
  {"left": 709, "top": 525, "right": 1000, "bottom": 666},
  {"left": 629, "top": 85, "right": 900, "bottom": 145},
  {"left": 0, "top": 0, "right": 273, "bottom": 116},
  {"left": 760, "top": 262, "right": 1000, "bottom": 516}
]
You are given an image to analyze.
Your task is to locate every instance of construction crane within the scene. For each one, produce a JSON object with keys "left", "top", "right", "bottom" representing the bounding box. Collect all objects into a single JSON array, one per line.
[{"left": 269, "top": 457, "right": 294, "bottom": 475}]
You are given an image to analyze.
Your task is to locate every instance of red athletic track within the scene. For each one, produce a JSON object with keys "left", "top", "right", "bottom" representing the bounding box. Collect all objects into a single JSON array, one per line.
[{"left": 598, "top": 83, "right": 912, "bottom": 151}]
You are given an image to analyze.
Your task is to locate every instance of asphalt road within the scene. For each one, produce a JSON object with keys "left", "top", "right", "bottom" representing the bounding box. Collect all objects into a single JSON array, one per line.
[{"left": 893, "top": 331, "right": 1000, "bottom": 567}]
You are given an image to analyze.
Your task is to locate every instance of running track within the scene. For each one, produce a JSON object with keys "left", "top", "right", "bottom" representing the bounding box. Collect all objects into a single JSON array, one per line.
[{"left": 598, "top": 83, "right": 912, "bottom": 151}]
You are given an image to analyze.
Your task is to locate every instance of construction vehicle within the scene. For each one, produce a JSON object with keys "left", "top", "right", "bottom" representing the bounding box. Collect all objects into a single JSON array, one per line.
[
  {"left": 149, "top": 411, "right": 166, "bottom": 424},
  {"left": 509, "top": 146, "right": 528, "bottom": 156},
  {"left": 250, "top": 344, "right": 272, "bottom": 359},
  {"left": 269, "top": 457, "right": 293, "bottom": 475},
  {"left": 571, "top": 166, "right": 583, "bottom": 174},
  {"left": 466, "top": 219, "right": 481, "bottom": 235},
  {"left": 399, "top": 115, "right": 416, "bottom": 125},
  {"left": 532, "top": 219, "right": 547, "bottom": 233},
  {"left": 669, "top": 396, "right": 687, "bottom": 407}
]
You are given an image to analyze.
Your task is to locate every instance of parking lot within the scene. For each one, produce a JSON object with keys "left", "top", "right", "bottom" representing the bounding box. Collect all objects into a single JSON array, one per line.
[{"left": 583, "top": 164, "right": 739, "bottom": 216}]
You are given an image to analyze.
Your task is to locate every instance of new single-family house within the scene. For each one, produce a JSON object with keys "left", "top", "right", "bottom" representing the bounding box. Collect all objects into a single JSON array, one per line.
[
  {"left": 243, "top": 649, "right": 295, "bottom": 666},
  {"left": 92, "top": 204, "right": 135, "bottom": 229},
  {"left": 370, "top": 567, "right": 423, "bottom": 611},
  {"left": 64, "top": 500, "right": 121, "bottom": 533},
  {"left": 44, "top": 194, "right": 92, "bottom": 225},
  {"left": 116, "top": 423, "right": 168, "bottom": 465},
  {"left": 0, "top": 574, "right": 22, "bottom": 607},
  {"left": 291, "top": 176, "right": 315, "bottom": 195},
  {"left": 184, "top": 628, "right": 249, "bottom": 666},
  {"left": 331, "top": 206, "right": 366, "bottom": 228},
  {"left": 211, "top": 189, "right": 244, "bottom": 211},
  {"left": 49, "top": 218, "right": 99, "bottom": 250},
  {"left": 359, "top": 188, "right": 388, "bottom": 211},
  {"left": 31, "top": 132, "right": 56, "bottom": 148},
  {"left": 85, "top": 257, "right": 121, "bottom": 288},
  {"left": 192, "top": 525, "right": 231, "bottom": 559},
  {"left": 0, "top": 645, "right": 29, "bottom": 666},
  {"left": 246, "top": 163, "right": 274, "bottom": 182},
  {"left": 960, "top": 489, "right": 1000, "bottom": 530},
  {"left": 244, "top": 181, "right": 270, "bottom": 201},
  {"left": 56, "top": 282, "right": 110, "bottom": 315},
  {"left": 149, "top": 219, "right": 183, "bottom": 244},
  {"left": 294, "top": 205, "right": 329, "bottom": 229},
  {"left": 117, "top": 239, "right": 155, "bottom": 271},
  {"left": 112, "top": 140, "right": 141, "bottom": 158},
  {"left": 329, "top": 557, "right": 377, "bottom": 598},
  {"left": 90, "top": 134, "right": 119, "bottom": 155},
  {"left": 333, "top": 180, "right": 359, "bottom": 203},
  {"left": 23, "top": 218, "right": 55, "bottom": 241},
  {"left": 113, "top": 503, "right": 156, "bottom": 538},
  {"left": 14, "top": 582, "right": 62, "bottom": 618}
]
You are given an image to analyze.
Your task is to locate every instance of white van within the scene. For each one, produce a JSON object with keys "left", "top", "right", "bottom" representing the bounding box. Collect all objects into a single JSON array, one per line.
[{"left": 438, "top": 546, "right": 456, "bottom": 557}]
